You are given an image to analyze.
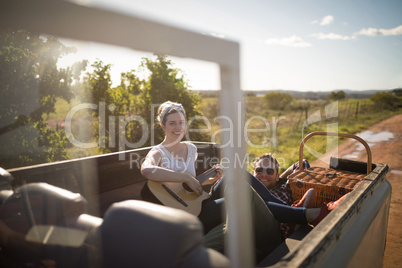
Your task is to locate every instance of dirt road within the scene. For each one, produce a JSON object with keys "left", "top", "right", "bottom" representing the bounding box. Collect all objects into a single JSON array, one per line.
[{"left": 311, "top": 113, "right": 402, "bottom": 267}]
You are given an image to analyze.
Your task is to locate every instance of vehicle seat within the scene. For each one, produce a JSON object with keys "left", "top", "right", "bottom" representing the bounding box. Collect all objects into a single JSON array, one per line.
[
  {"left": 0, "top": 182, "right": 87, "bottom": 235},
  {"left": 101, "top": 200, "right": 230, "bottom": 268},
  {"left": 0, "top": 182, "right": 97, "bottom": 267}
]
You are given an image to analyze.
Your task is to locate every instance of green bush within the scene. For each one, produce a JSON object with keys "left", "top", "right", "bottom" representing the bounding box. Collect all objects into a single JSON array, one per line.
[
  {"left": 370, "top": 92, "right": 398, "bottom": 110},
  {"left": 264, "top": 92, "right": 293, "bottom": 110}
]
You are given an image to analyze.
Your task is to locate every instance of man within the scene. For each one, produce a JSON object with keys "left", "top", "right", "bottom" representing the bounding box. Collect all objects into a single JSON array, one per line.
[{"left": 253, "top": 153, "right": 313, "bottom": 239}]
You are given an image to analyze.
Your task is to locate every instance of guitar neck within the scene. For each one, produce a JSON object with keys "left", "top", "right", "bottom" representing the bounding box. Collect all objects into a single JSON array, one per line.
[
  {"left": 181, "top": 166, "right": 219, "bottom": 192},
  {"left": 196, "top": 167, "right": 217, "bottom": 184}
]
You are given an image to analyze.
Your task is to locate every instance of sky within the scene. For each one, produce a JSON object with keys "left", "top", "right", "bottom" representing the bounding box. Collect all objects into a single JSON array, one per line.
[{"left": 62, "top": 0, "right": 402, "bottom": 92}]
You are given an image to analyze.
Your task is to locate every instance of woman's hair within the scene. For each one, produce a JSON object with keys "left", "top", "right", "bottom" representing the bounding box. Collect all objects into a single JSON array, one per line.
[
  {"left": 157, "top": 101, "right": 186, "bottom": 125},
  {"left": 253, "top": 153, "right": 279, "bottom": 171}
]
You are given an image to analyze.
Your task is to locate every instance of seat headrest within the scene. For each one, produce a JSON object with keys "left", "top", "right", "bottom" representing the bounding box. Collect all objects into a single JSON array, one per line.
[
  {"left": 101, "top": 200, "right": 229, "bottom": 268},
  {"left": 0, "top": 183, "right": 87, "bottom": 233}
]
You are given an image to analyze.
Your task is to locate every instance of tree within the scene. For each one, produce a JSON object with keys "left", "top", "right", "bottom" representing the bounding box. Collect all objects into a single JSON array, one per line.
[
  {"left": 137, "top": 54, "right": 205, "bottom": 145},
  {"left": 328, "top": 90, "right": 346, "bottom": 101},
  {"left": 263, "top": 92, "right": 293, "bottom": 110},
  {"left": 370, "top": 91, "right": 397, "bottom": 110},
  {"left": 80, "top": 61, "right": 137, "bottom": 153},
  {"left": 74, "top": 55, "right": 206, "bottom": 154},
  {"left": 120, "top": 70, "right": 141, "bottom": 96},
  {"left": 0, "top": 31, "right": 83, "bottom": 168},
  {"left": 392, "top": 88, "right": 402, "bottom": 97},
  {"left": 0, "top": 35, "right": 209, "bottom": 167},
  {"left": 79, "top": 61, "right": 111, "bottom": 104}
]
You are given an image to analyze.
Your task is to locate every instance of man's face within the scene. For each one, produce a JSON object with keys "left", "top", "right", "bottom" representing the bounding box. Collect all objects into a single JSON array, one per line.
[{"left": 253, "top": 158, "right": 279, "bottom": 190}]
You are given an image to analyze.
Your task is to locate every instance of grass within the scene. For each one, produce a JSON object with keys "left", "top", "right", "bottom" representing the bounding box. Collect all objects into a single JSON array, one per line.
[
  {"left": 45, "top": 98, "right": 103, "bottom": 159},
  {"left": 44, "top": 98, "right": 81, "bottom": 122}
]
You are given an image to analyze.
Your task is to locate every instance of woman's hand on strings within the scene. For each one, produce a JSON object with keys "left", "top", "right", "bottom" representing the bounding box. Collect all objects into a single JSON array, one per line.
[{"left": 180, "top": 172, "right": 203, "bottom": 195}]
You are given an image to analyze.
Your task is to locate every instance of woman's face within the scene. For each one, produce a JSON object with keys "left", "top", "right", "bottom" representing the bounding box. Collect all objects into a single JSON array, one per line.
[{"left": 161, "top": 111, "right": 187, "bottom": 143}]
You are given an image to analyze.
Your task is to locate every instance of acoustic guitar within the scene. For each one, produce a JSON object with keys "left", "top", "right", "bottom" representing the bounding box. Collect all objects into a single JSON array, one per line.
[{"left": 147, "top": 166, "right": 218, "bottom": 216}]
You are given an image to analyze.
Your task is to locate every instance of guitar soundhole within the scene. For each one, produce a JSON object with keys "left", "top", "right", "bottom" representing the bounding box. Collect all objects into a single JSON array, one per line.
[{"left": 182, "top": 183, "right": 194, "bottom": 192}]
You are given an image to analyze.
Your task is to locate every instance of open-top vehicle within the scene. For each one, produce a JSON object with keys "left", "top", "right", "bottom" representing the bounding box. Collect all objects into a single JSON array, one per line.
[{"left": 0, "top": 1, "right": 391, "bottom": 267}]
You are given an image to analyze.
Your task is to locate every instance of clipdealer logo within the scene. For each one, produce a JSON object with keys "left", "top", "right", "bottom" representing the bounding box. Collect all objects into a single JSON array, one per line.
[
  {"left": 64, "top": 102, "right": 285, "bottom": 151},
  {"left": 64, "top": 101, "right": 339, "bottom": 166}
]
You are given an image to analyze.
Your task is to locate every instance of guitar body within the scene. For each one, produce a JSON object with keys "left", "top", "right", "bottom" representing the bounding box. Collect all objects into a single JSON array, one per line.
[
  {"left": 147, "top": 180, "right": 209, "bottom": 216},
  {"left": 147, "top": 168, "right": 217, "bottom": 216}
]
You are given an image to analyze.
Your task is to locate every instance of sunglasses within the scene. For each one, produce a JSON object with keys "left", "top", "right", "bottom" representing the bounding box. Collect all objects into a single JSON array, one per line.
[{"left": 254, "top": 167, "right": 275, "bottom": 175}]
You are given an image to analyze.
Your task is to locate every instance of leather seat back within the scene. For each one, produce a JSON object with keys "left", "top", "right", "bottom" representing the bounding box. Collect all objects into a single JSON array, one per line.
[
  {"left": 101, "top": 200, "right": 229, "bottom": 268},
  {"left": 0, "top": 183, "right": 87, "bottom": 234}
]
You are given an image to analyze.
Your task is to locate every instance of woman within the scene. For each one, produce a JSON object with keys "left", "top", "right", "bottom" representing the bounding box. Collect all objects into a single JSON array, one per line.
[
  {"left": 141, "top": 101, "right": 221, "bottom": 190},
  {"left": 140, "top": 101, "right": 224, "bottom": 232}
]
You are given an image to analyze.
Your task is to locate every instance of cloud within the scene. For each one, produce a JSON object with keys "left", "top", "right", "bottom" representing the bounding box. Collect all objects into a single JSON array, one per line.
[
  {"left": 265, "top": 35, "right": 312, "bottom": 47},
  {"left": 312, "top": 15, "right": 334, "bottom": 26},
  {"left": 356, "top": 25, "right": 402, "bottom": 36},
  {"left": 311, "top": 32, "right": 356, "bottom": 40},
  {"left": 320, "top": 15, "right": 334, "bottom": 25}
]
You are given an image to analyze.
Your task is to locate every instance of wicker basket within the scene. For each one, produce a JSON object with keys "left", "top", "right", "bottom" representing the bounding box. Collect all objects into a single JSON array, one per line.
[
  {"left": 287, "top": 132, "right": 372, "bottom": 207},
  {"left": 288, "top": 167, "right": 366, "bottom": 207}
]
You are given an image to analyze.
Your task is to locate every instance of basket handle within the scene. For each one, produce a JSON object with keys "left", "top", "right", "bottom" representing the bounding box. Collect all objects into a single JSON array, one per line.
[{"left": 298, "top": 132, "right": 372, "bottom": 175}]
